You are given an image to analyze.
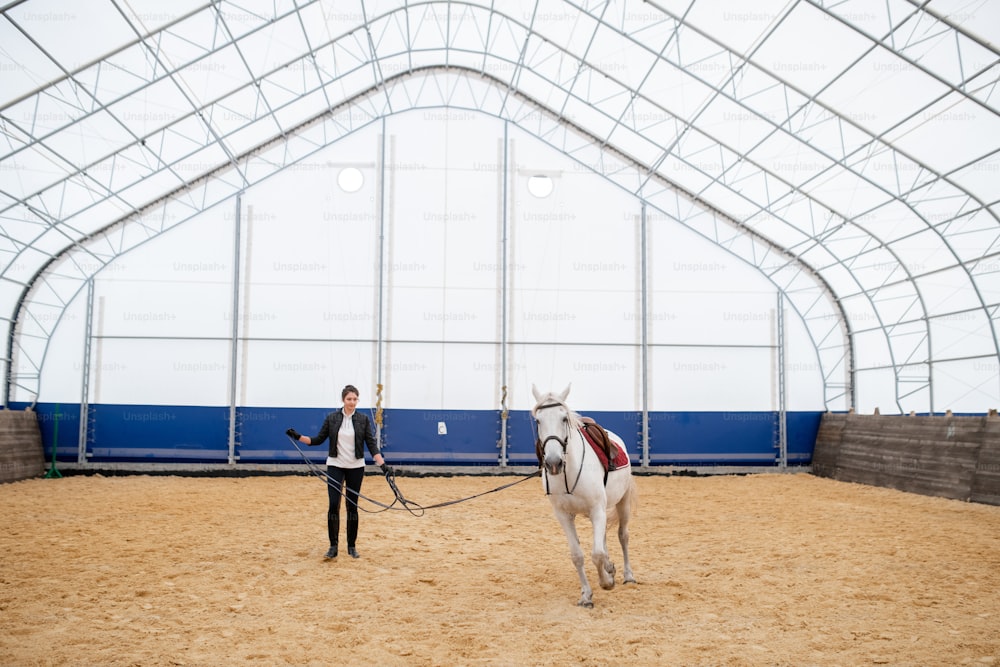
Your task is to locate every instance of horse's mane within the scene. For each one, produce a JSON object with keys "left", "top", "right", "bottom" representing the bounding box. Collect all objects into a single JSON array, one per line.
[{"left": 532, "top": 392, "right": 584, "bottom": 431}]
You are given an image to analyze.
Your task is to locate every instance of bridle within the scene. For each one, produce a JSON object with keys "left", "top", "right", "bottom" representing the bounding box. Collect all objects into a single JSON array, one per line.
[
  {"left": 534, "top": 401, "right": 586, "bottom": 495},
  {"left": 535, "top": 401, "right": 569, "bottom": 450}
]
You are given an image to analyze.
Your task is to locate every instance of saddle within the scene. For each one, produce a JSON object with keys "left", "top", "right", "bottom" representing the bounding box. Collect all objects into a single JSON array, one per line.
[
  {"left": 579, "top": 417, "right": 620, "bottom": 472},
  {"left": 535, "top": 417, "right": 624, "bottom": 484}
]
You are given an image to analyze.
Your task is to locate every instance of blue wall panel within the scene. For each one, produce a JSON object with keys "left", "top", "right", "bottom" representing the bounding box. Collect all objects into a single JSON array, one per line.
[
  {"left": 505, "top": 411, "right": 539, "bottom": 465},
  {"left": 650, "top": 411, "right": 778, "bottom": 465},
  {"left": 648, "top": 411, "right": 822, "bottom": 466},
  {"left": 380, "top": 409, "right": 501, "bottom": 465},
  {"left": 10, "top": 402, "right": 822, "bottom": 467},
  {"left": 787, "top": 411, "right": 822, "bottom": 465},
  {"left": 237, "top": 407, "right": 329, "bottom": 463},
  {"left": 12, "top": 402, "right": 232, "bottom": 463},
  {"left": 90, "top": 404, "right": 230, "bottom": 462}
]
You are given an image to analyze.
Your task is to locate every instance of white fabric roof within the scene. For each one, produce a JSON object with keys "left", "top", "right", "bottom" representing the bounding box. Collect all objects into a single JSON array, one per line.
[{"left": 2, "top": 0, "right": 999, "bottom": 411}]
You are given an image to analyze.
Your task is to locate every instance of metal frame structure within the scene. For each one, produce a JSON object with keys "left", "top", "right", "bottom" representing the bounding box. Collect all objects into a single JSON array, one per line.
[{"left": 2, "top": 0, "right": 999, "bottom": 415}]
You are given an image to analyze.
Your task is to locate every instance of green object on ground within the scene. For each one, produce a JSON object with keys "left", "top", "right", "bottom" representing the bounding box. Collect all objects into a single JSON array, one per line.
[{"left": 43, "top": 404, "right": 62, "bottom": 479}]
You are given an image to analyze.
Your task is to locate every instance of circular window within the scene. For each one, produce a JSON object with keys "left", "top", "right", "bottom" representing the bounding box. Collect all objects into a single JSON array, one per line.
[
  {"left": 337, "top": 167, "right": 364, "bottom": 193},
  {"left": 527, "top": 174, "right": 554, "bottom": 198}
]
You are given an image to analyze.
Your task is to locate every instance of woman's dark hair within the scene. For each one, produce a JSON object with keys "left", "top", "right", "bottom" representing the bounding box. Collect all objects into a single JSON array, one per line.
[{"left": 341, "top": 384, "right": 360, "bottom": 401}]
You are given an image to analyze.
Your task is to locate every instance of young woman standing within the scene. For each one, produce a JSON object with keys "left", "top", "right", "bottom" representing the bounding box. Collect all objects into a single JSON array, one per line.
[{"left": 286, "top": 384, "right": 387, "bottom": 559}]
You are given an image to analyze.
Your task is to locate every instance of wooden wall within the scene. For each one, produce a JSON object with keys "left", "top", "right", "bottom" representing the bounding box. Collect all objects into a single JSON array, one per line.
[
  {"left": 0, "top": 409, "right": 45, "bottom": 484},
  {"left": 812, "top": 412, "right": 1000, "bottom": 506}
]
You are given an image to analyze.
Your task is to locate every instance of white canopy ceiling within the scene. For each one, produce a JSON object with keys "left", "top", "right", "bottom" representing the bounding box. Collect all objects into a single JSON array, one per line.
[{"left": 2, "top": 0, "right": 999, "bottom": 411}]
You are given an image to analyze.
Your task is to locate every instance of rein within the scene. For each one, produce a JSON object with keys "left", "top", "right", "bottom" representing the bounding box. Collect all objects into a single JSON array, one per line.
[{"left": 286, "top": 435, "right": 539, "bottom": 517}]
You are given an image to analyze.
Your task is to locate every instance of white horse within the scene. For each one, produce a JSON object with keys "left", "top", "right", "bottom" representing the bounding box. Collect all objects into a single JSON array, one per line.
[{"left": 531, "top": 384, "right": 637, "bottom": 607}]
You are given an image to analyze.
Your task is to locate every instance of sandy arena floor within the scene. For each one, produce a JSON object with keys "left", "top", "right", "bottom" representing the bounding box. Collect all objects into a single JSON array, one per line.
[{"left": 1, "top": 471, "right": 998, "bottom": 666}]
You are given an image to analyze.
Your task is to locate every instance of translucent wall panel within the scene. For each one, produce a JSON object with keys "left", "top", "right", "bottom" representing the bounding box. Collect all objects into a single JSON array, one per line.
[
  {"left": 506, "top": 343, "right": 641, "bottom": 412},
  {"left": 93, "top": 280, "right": 233, "bottom": 339},
  {"left": 241, "top": 284, "right": 377, "bottom": 340},
  {"left": 384, "top": 342, "right": 500, "bottom": 409},
  {"left": 852, "top": 368, "right": 899, "bottom": 414},
  {"left": 93, "top": 207, "right": 235, "bottom": 341},
  {"left": 234, "top": 132, "right": 381, "bottom": 407},
  {"left": 854, "top": 364, "right": 935, "bottom": 415},
  {"left": 933, "top": 359, "right": 1000, "bottom": 413},
  {"left": 853, "top": 328, "right": 894, "bottom": 372},
  {"left": 916, "top": 266, "right": 982, "bottom": 314},
  {"left": 241, "top": 144, "right": 379, "bottom": 306},
  {"left": 885, "top": 321, "right": 931, "bottom": 370},
  {"left": 930, "top": 311, "right": 996, "bottom": 360},
  {"left": 643, "top": 208, "right": 811, "bottom": 412},
  {"left": 648, "top": 291, "right": 778, "bottom": 346},
  {"left": 784, "top": 311, "right": 827, "bottom": 410},
  {"left": 648, "top": 346, "right": 775, "bottom": 411},
  {"left": 89, "top": 338, "right": 231, "bottom": 405},
  {"left": 240, "top": 340, "right": 376, "bottom": 409},
  {"left": 387, "top": 284, "right": 499, "bottom": 342},
  {"left": 384, "top": 110, "right": 502, "bottom": 347},
  {"left": 508, "top": 131, "right": 642, "bottom": 348},
  {"left": 35, "top": 292, "right": 86, "bottom": 403},
  {"left": 71, "top": 210, "right": 237, "bottom": 407}
]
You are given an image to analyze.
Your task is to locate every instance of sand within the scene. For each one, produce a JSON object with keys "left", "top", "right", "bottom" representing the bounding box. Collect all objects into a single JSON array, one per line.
[{"left": 1, "top": 471, "right": 998, "bottom": 666}]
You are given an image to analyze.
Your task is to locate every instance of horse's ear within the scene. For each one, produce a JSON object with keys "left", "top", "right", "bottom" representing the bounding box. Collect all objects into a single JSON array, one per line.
[
  {"left": 558, "top": 383, "right": 571, "bottom": 402},
  {"left": 531, "top": 383, "right": 542, "bottom": 403}
]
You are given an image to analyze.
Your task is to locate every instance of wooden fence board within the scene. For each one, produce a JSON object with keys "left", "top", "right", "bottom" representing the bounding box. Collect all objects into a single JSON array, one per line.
[
  {"left": 813, "top": 413, "right": 999, "bottom": 506},
  {"left": 0, "top": 409, "right": 45, "bottom": 484}
]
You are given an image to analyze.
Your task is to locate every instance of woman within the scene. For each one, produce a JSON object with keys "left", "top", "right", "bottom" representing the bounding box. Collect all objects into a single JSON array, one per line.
[{"left": 286, "top": 385, "right": 387, "bottom": 559}]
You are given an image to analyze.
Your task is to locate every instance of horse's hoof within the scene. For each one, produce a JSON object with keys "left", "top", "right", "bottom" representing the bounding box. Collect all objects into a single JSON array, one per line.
[
  {"left": 577, "top": 600, "right": 594, "bottom": 608},
  {"left": 623, "top": 577, "right": 637, "bottom": 585}
]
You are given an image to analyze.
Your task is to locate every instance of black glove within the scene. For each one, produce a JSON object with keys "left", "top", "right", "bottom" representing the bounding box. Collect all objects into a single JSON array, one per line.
[
  {"left": 286, "top": 427, "right": 301, "bottom": 440},
  {"left": 380, "top": 463, "right": 392, "bottom": 476}
]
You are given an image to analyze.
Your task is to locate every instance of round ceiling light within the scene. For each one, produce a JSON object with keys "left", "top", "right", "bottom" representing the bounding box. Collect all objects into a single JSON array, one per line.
[
  {"left": 527, "top": 174, "right": 554, "bottom": 198},
  {"left": 337, "top": 167, "right": 364, "bottom": 193}
]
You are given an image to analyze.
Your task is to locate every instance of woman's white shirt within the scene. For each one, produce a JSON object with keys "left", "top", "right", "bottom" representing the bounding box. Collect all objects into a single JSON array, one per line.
[{"left": 327, "top": 412, "right": 364, "bottom": 468}]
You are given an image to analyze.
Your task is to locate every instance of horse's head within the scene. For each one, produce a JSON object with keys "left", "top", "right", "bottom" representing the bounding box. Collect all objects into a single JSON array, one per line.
[{"left": 532, "top": 384, "right": 575, "bottom": 476}]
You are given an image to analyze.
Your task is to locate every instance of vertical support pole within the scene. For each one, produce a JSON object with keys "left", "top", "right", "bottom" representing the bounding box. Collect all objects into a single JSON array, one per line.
[
  {"left": 499, "top": 121, "right": 510, "bottom": 466},
  {"left": 227, "top": 192, "right": 243, "bottom": 466},
  {"left": 78, "top": 279, "right": 94, "bottom": 464},
  {"left": 777, "top": 292, "right": 788, "bottom": 468},
  {"left": 640, "top": 204, "right": 649, "bottom": 468},
  {"left": 376, "top": 119, "right": 387, "bottom": 449}
]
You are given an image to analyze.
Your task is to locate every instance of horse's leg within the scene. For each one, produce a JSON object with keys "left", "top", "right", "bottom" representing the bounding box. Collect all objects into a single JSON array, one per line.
[
  {"left": 616, "top": 481, "right": 636, "bottom": 584},
  {"left": 554, "top": 511, "right": 593, "bottom": 607},
  {"left": 589, "top": 505, "right": 616, "bottom": 591}
]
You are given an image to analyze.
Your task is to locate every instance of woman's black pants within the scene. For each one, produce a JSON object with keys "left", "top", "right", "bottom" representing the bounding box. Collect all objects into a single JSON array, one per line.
[{"left": 326, "top": 466, "right": 364, "bottom": 548}]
